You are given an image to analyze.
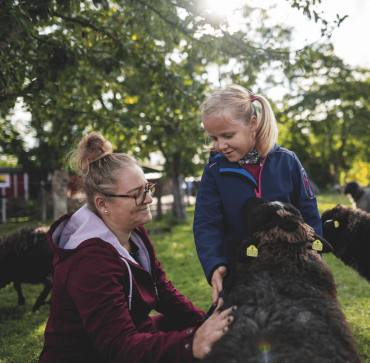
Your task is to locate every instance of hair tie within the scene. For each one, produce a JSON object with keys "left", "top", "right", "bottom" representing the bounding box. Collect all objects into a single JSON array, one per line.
[
  {"left": 89, "top": 151, "right": 111, "bottom": 164},
  {"left": 250, "top": 94, "right": 256, "bottom": 102}
]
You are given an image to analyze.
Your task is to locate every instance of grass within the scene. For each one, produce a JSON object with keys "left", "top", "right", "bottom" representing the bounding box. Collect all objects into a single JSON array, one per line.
[{"left": 0, "top": 193, "right": 369, "bottom": 362}]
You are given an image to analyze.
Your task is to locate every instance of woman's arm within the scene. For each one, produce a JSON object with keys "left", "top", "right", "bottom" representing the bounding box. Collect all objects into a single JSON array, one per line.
[
  {"left": 67, "top": 247, "right": 234, "bottom": 362},
  {"left": 68, "top": 248, "right": 197, "bottom": 363},
  {"left": 153, "top": 257, "right": 206, "bottom": 329}
]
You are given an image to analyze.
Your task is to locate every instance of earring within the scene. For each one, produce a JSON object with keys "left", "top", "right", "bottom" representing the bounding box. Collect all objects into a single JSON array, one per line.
[{"left": 104, "top": 210, "right": 108, "bottom": 213}]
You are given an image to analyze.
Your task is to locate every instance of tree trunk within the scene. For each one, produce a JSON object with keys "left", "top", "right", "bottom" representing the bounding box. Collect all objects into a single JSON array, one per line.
[
  {"left": 327, "top": 122, "right": 338, "bottom": 184},
  {"left": 172, "top": 175, "right": 187, "bottom": 221},
  {"left": 156, "top": 178, "right": 163, "bottom": 221},
  {"left": 41, "top": 181, "right": 47, "bottom": 223},
  {"left": 157, "top": 139, "right": 187, "bottom": 221},
  {"left": 52, "top": 170, "right": 68, "bottom": 221},
  {"left": 1, "top": 188, "right": 6, "bottom": 224}
]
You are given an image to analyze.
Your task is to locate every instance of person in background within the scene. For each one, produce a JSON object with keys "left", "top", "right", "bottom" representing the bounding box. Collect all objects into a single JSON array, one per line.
[
  {"left": 39, "top": 132, "right": 236, "bottom": 363},
  {"left": 193, "top": 84, "right": 322, "bottom": 308}
]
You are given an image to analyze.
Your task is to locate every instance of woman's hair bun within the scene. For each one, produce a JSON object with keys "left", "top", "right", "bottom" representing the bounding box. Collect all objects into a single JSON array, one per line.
[{"left": 71, "top": 132, "right": 114, "bottom": 175}]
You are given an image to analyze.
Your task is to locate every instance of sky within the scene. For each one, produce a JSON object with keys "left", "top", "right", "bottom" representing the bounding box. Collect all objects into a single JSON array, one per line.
[
  {"left": 207, "top": 0, "right": 370, "bottom": 69},
  {"left": 7, "top": 0, "right": 370, "bottom": 151},
  {"left": 204, "top": 0, "right": 370, "bottom": 102}
]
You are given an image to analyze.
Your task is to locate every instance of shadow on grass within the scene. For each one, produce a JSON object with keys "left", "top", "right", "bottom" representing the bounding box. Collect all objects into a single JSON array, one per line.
[{"left": 0, "top": 305, "right": 25, "bottom": 324}]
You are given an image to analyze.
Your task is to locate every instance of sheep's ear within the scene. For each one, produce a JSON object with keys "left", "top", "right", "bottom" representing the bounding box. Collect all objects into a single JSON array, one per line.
[
  {"left": 242, "top": 197, "right": 270, "bottom": 226},
  {"left": 323, "top": 219, "right": 340, "bottom": 231},
  {"left": 310, "top": 234, "right": 334, "bottom": 253},
  {"left": 235, "top": 237, "right": 260, "bottom": 262}
]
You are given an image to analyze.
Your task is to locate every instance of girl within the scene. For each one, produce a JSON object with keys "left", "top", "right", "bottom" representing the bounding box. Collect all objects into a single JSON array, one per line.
[{"left": 193, "top": 85, "right": 322, "bottom": 306}]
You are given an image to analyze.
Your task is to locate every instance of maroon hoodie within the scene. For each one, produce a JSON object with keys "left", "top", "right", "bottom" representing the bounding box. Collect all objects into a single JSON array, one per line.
[{"left": 39, "top": 209, "right": 205, "bottom": 363}]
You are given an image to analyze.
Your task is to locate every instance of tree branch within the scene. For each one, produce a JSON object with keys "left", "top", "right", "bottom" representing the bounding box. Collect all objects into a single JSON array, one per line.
[
  {"left": 52, "top": 11, "right": 116, "bottom": 41},
  {"left": 22, "top": 95, "right": 173, "bottom": 128},
  {"left": 0, "top": 25, "right": 22, "bottom": 48},
  {"left": 137, "top": 0, "right": 211, "bottom": 47},
  {"left": 140, "top": 0, "right": 333, "bottom": 58},
  {"left": 0, "top": 78, "right": 41, "bottom": 108}
]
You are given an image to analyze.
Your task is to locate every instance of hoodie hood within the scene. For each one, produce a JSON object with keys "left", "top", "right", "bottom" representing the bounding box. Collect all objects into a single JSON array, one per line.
[
  {"left": 51, "top": 204, "right": 152, "bottom": 274},
  {"left": 47, "top": 205, "right": 154, "bottom": 311}
]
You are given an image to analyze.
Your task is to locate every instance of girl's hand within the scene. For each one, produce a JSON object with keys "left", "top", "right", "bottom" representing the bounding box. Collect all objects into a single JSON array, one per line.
[
  {"left": 211, "top": 266, "right": 227, "bottom": 305},
  {"left": 192, "top": 298, "right": 236, "bottom": 359}
]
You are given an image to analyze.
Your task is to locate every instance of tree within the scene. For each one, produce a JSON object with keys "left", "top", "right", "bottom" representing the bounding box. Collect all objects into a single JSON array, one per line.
[
  {"left": 279, "top": 45, "right": 370, "bottom": 188},
  {"left": 0, "top": 0, "right": 346, "bottom": 218}
]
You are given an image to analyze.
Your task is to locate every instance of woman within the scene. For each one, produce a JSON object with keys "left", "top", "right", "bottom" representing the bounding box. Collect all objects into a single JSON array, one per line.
[{"left": 39, "top": 132, "right": 235, "bottom": 363}]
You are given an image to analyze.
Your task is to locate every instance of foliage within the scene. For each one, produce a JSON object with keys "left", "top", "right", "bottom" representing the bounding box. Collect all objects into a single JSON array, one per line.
[
  {"left": 0, "top": 0, "right": 295, "bottom": 219},
  {"left": 278, "top": 45, "right": 370, "bottom": 188},
  {"left": 0, "top": 0, "right": 343, "bottom": 170},
  {"left": 0, "top": 0, "right": 349, "bottom": 218},
  {"left": 0, "top": 155, "right": 18, "bottom": 168},
  {"left": 0, "top": 195, "right": 370, "bottom": 362},
  {"left": 340, "top": 161, "right": 370, "bottom": 188}
]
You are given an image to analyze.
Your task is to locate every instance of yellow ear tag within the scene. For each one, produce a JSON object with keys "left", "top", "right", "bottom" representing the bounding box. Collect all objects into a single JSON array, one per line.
[
  {"left": 334, "top": 221, "right": 340, "bottom": 228},
  {"left": 247, "top": 245, "right": 258, "bottom": 257},
  {"left": 312, "top": 240, "right": 323, "bottom": 251}
]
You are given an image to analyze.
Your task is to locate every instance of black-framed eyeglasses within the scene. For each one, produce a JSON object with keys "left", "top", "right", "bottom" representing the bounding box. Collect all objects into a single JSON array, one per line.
[{"left": 102, "top": 183, "right": 156, "bottom": 206}]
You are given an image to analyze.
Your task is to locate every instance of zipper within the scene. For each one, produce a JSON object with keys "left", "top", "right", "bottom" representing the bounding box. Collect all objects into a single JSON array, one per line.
[
  {"left": 255, "top": 156, "right": 267, "bottom": 198},
  {"left": 132, "top": 229, "right": 159, "bottom": 301},
  {"left": 117, "top": 253, "right": 159, "bottom": 303},
  {"left": 154, "top": 282, "right": 159, "bottom": 300}
]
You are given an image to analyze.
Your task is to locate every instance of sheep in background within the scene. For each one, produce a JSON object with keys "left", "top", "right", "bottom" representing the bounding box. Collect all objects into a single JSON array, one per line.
[
  {"left": 344, "top": 181, "right": 370, "bottom": 212},
  {"left": 0, "top": 225, "right": 54, "bottom": 311},
  {"left": 202, "top": 198, "right": 361, "bottom": 363},
  {"left": 322, "top": 204, "right": 370, "bottom": 282}
]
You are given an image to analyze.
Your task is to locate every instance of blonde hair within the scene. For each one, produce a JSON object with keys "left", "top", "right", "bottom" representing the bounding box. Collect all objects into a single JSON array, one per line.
[
  {"left": 70, "top": 132, "right": 140, "bottom": 214},
  {"left": 200, "top": 84, "right": 278, "bottom": 157}
]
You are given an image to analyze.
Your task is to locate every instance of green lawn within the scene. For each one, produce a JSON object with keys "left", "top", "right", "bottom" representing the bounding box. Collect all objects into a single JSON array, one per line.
[{"left": 0, "top": 193, "right": 369, "bottom": 362}]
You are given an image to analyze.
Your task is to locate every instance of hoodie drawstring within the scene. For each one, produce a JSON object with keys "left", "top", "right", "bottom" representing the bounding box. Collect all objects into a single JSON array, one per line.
[{"left": 121, "top": 258, "right": 132, "bottom": 310}]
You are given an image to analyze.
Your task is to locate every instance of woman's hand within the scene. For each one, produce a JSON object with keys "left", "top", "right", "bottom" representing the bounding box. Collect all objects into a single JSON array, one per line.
[
  {"left": 192, "top": 298, "right": 236, "bottom": 359},
  {"left": 211, "top": 266, "right": 227, "bottom": 306}
]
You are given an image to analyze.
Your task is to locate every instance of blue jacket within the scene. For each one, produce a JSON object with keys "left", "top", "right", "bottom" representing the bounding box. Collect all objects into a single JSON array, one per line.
[{"left": 193, "top": 144, "right": 322, "bottom": 286}]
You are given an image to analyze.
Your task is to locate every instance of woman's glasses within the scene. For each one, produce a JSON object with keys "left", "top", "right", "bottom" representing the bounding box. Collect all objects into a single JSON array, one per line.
[{"left": 102, "top": 183, "right": 156, "bottom": 206}]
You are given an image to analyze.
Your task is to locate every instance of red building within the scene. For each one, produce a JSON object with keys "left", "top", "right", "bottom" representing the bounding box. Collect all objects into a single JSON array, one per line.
[{"left": 0, "top": 167, "right": 29, "bottom": 201}]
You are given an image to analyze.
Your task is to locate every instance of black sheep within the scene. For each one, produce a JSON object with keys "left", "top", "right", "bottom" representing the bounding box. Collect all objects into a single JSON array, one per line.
[
  {"left": 322, "top": 204, "right": 370, "bottom": 282},
  {"left": 343, "top": 181, "right": 370, "bottom": 212},
  {"left": 202, "top": 198, "right": 361, "bottom": 363},
  {"left": 0, "top": 225, "right": 54, "bottom": 311}
]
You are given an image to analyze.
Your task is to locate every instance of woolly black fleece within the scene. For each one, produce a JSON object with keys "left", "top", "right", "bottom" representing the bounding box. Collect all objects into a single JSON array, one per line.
[
  {"left": 201, "top": 198, "right": 360, "bottom": 363},
  {"left": 0, "top": 225, "right": 53, "bottom": 311},
  {"left": 322, "top": 204, "right": 370, "bottom": 282}
]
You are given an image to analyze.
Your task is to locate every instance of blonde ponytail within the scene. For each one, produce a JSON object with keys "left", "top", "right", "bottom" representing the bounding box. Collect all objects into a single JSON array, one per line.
[{"left": 253, "top": 94, "right": 278, "bottom": 157}]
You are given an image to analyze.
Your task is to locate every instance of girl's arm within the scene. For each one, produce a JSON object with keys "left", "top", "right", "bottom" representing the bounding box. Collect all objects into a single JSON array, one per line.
[
  {"left": 193, "top": 165, "right": 231, "bottom": 284},
  {"left": 292, "top": 155, "right": 323, "bottom": 236}
]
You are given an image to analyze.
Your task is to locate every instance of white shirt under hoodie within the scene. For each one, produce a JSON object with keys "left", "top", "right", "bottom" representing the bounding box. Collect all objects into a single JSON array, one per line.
[{"left": 52, "top": 204, "right": 152, "bottom": 310}]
